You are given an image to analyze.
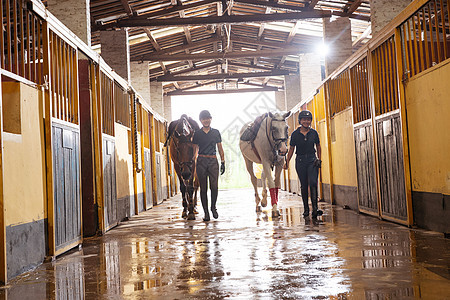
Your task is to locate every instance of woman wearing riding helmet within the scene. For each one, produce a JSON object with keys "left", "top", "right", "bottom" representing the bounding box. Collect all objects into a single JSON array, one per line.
[{"left": 284, "top": 110, "right": 323, "bottom": 219}]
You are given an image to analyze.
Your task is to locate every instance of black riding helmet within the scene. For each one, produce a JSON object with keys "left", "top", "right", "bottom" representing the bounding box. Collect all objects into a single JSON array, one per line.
[
  {"left": 199, "top": 110, "right": 212, "bottom": 120},
  {"left": 298, "top": 110, "right": 313, "bottom": 123}
]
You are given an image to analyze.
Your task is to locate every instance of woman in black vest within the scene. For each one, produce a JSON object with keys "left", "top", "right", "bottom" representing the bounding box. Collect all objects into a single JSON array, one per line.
[{"left": 284, "top": 110, "right": 323, "bottom": 219}]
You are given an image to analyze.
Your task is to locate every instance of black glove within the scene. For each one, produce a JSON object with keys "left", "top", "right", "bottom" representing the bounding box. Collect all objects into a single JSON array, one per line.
[
  {"left": 220, "top": 162, "right": 225, "bottom": 175},
  {"left": 313, "top": 159, "right": 322, "bottom": 168}
]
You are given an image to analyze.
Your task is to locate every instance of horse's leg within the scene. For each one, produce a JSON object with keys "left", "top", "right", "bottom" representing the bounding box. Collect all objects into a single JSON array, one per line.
[
  {"left": 186, "top": 184, "right": 196, "bottom": 220},
  {"left": 180, "top": 179, "right": 188, "bottom": 218},
  {"left": 193, "top": 174, "right": 199, "bottom": 214},
  {"left": 261, "top": 170, "right": 268, "bottom": 208},
  {"left": 244, "top": 157, "right": 261, "bottom": 212},
  {"left": 274, "top": 164, "right": 283, "bottom": 210},
  {"left": 262, "top": 161, "right": 280, "bottom": 218}
]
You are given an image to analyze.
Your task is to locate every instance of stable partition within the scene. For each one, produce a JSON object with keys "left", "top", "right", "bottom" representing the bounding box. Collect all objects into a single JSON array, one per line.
[
  {"left": 285, "top": 0, "right": 450, "bottom": 228},
  {"left": 44, "top": 25, "right": 82, "bottom": 257},
  {"left": 0, "top": 0, "right": 176, "bottom": 283}
]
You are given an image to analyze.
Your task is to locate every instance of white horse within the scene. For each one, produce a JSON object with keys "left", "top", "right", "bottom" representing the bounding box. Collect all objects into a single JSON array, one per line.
[{"left": 239, "top": 111, "right": 291, "bottom": 217}]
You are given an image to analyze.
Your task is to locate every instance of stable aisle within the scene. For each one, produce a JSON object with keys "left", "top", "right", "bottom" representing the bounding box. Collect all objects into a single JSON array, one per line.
[{"left": 1, "top": 189, "right": 449, "bottom": 299}]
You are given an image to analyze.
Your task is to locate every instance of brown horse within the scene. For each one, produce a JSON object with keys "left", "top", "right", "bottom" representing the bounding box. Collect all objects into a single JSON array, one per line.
[{"left": 167, "top": 115, "right": 200, "bottom": 220}]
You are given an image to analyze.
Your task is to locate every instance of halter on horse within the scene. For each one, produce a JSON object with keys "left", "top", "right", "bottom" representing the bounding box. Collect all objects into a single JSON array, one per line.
[
  {"left": 168, "top": 115, "right": 199, "bottom": 220},
  {"left": 239, "top": 111, "right": 291, "bottom": 217}
]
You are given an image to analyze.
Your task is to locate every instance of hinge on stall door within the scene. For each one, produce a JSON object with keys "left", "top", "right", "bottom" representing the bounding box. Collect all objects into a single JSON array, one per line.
[{"left": 402, "top": 70, "right": 410, "bottom": 83}]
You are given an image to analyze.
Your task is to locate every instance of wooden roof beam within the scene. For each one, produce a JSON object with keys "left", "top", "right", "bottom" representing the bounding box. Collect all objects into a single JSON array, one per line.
[
  {"left": 133, "top": 36, "right": 221, "bottom": 58},
  {"left": 157, "top": 69, "right": 292, "bottom": 81},
  {"left": 119, "top": 0, "right": 133, "bottom": 16},
  {"left": 307, "top": 0, "right": 320, "bottom": 9},
  {"left": 227, "top": 62, "right": 273, "bottom": 71},
  {"left": 96, "top": 10, "right": 332, "bottom": 29},
  {"left": 231, "top": 35, "right": 291, "bottom": 49},
  {"left": 333, "top": 11, "right": 370, "bottom": 21},
  {"left": 254, "top": 7, "right": 271, "bottom": 64},
  {"left": 160, "top": 61, "right": 220, "bottom": 77},
  {"left": 142, "top": 28, "right": 168, "bottom": 73},
  {"left": 344, "top": 0, "right": 364, "bottom": 15},
  {"left": 232, "top": 0, "right": 305, "bottom": 11},
  {"left": 143, "top": 47, "right": 303, "bottom": 61},
  {"left": 167, "top": 87, "right": 279, "bottom": 96}
]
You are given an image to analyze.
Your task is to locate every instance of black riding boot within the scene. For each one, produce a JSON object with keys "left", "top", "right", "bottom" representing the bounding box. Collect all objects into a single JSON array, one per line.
[
  {"left": 301, "top": 186, "right": 309, "bottom": 217},
  {"left": 311, "top": 187, "right": 318, "bottom": 218},
  {"left": 200, "top": 190, "right": 210, "bottom": 221},
  {"left": 211, "top": 189, "right": 218, "bottom": 219}
]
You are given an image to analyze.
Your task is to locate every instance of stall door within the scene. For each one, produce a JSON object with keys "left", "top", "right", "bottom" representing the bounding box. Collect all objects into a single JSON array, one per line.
[
  {"left": 144, "top": 148, "right": 153, "bottom": 209},
  {"left": 103, "top": 137, "right": 118, "bottom": 230},
  {"left": 160, "top": 145, "right": 169, "bottom": 200},
  {"left": 53, "top": 123, "right": 81, "bottom": 251},
  {"left": 354, "top": 122, "right": 378, "bottom": 213},
  {"left": 376, "top": 113, "right": 407, "bottom": 221},
  {"left": 155, "top": 152, "right": 163, "bottom": 205}
]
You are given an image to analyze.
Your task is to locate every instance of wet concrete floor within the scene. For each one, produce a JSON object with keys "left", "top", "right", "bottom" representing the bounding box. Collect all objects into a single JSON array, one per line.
[{"left": 1, "top": 189, "right": 449, "bottom": 299}]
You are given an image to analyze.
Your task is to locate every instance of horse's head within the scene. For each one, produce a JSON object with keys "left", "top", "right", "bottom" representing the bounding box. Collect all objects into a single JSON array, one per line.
[
  {"left": 174, "top": 114, "right": 194, "bottom": 142},
  {"left": 268, "top": 111, "right": 291, "bottom": 156},
  {"left": 177, "top": 141, "right": 197, "bottom": 181}
]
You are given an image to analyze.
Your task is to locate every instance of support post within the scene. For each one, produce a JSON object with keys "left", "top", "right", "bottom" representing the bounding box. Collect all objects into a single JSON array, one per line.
[
  {"left": 395, "top": 28, "right": 413, "bottom": 226},
  {"left": 0, "top": 71, "right": 7, "bottom": 283}
]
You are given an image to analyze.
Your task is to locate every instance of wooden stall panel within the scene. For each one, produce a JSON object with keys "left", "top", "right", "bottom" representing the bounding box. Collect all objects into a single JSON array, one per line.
[
  {"left": 103, "top": 137, "right": 118, "bottom": 230},
  {"left": 350, "top": 57, "right": 378, "bottom": 213},
  {"left": 354, "top": 123, "right": 378, "bottom": 213},
  {"left": 160, "top": 144, "right": 169, "bottom": 201},
  {"left": 155, "top": 152, "right": 163, "bottom": 205},
  {"left": 52, "top": 123, "right": 81, "bottom": 252},
  {"left": 144, "top": 149, "right": 153, "bottom": 209},
  {"left": 376, "top": 114, "right": 408, "bottom": 221}
]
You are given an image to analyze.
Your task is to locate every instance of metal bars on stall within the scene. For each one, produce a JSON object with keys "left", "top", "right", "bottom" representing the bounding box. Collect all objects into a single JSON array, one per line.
[
  {"left": 327, "top": 69, "right": 351, "bottom": 117},
  {"left": 350, "top": 58, "right": 371, "bottom": 124},
  {"left": 49, "top": 31, "right": 79, "bottom": 124},
  {"left": 1, "top": 0, "right": 44, "bottom": 84},
  {"left": 400, "top": 0, "right": 450, "bottom": 80},
  {"left": 371, "top": 36, "right": 400, "bottom": 116}
]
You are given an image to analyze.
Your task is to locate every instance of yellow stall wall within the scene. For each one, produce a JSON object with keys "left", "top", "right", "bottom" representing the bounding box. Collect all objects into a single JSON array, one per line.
[
  {"left": 318, "top": 120, "right": 330, "bottom": 185},
  {"left": 330, "top": 108, "right": 358, "bottom": 209},
  {"left": 404, "top": 59, "right": 450, "bottom": 233},
  {"left": 2, "top": 82, "right": 45, "bottom": 226},
  {"left": 115, "top": 124, "right": 134, "bottom": 216},
  {"left": 2, "top": 82, "right": 47, "bottom": 279},
  {"left": 330, "top": 108, "right": 357, "bottom": 188},
  {"left": 405, "top": 60, "right": 450, "bottom": 195}
]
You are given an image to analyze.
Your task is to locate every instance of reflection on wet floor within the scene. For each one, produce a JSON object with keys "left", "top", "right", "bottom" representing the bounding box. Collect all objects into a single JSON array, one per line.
[{"left": 1, "top": 189, "right": 449, "bottom": 299}]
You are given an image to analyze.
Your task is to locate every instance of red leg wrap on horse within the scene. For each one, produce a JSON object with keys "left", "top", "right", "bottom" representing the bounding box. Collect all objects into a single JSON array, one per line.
[
  {"left": 275, "top": 188, "right": 279, "bottom": 199},
  {"left": 269, "top": 188, "right": 278, "bottom": 206}
]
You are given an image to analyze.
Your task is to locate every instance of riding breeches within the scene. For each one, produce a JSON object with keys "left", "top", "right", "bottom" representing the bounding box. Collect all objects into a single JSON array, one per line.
[
  {"left": 196, "top": 156, "right": 219, "bottom": 213},
  {"left": 295, "top": 154, "right": 319, "bottom": 217}
]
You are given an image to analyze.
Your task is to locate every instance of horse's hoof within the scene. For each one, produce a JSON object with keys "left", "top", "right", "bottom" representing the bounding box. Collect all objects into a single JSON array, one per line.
[
  {"left": 182, "top": 210, "right": 188, "bottom": 218},
  {"left": 256, "top": 206, "right": 262, "bottom": 212},
  {"left": 187, "top": 213, "right": 196, "bottom": 220},
  {"left": 272, "top": 210, "right": 281, "bottom": 218}
]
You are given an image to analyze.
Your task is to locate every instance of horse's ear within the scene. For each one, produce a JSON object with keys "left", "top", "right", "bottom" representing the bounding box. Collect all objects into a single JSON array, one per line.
[
  {"left": 283, "top": 111, "right": 291, "bottom": 119},
  {"left": 268, "top": 112, "right": 275, "bottom": 119}
]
